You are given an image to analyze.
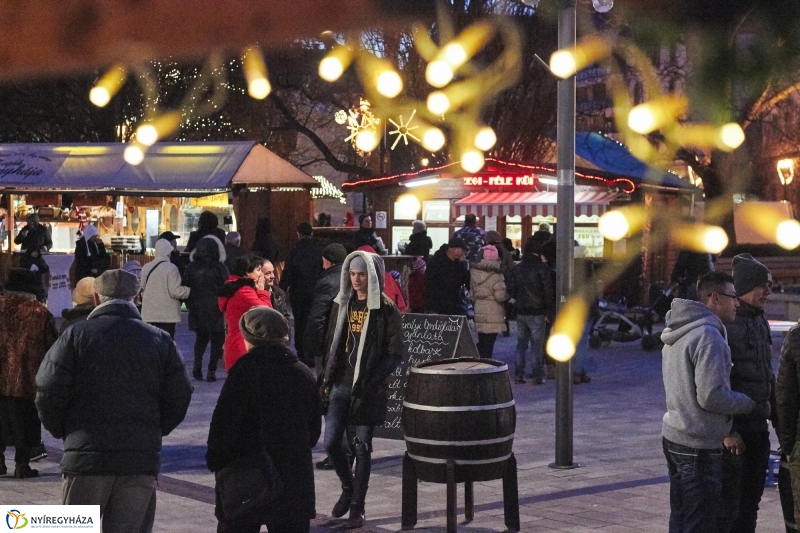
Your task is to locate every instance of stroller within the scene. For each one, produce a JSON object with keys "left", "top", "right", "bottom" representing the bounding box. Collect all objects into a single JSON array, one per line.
[{"left": 589, "top": 283, "right": 674, "bottom": 350}]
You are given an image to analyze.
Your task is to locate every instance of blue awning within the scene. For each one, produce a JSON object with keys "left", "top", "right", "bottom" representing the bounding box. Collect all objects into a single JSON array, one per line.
[{"left": 576, "top": 132, "right": 693, "bottom": 190}]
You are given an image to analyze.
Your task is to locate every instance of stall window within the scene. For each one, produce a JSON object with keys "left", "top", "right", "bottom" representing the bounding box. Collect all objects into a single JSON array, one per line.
[
  {"left": 506, "top": 216, "right": 522, "bottom": 250},
  {"left": 422, "top": 200, "right": 451, "bottom": 223},
  {"left": 393, "top": 226, "right": 413, "bottom": 254}
]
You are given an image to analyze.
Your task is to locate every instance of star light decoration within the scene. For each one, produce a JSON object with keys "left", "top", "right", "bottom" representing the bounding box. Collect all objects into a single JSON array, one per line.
[{"left": 387, "top": 109, "right": 420, "bottom": 150}]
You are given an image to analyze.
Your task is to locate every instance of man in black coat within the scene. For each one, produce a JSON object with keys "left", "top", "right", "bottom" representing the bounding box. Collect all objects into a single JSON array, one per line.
[
  {"left": 279, "top": 222, "right": 324, "bottom": 366},
  {"left": 507, "top": 239, "right": 554, "bottom": 384},
  {"left": 207, "top": 306, "right": 321, "bottom": 533},
  {"left": 304, "top": 243, "right": 347, "bottom": 373},
  {"left": 14, "top": 213, "right": 51, "bottom": 252},
  {"left": 36, "top": 269, "right": 193, "bottom": 533},
  {"left": 424, "top": 238, "right": 470, "bottom": 315},
  {"left": 719, "top": 254, "right": 776, "bottom": 533},
  {"left": 319, "top": 251, "right": 403, "bottom": 529}
]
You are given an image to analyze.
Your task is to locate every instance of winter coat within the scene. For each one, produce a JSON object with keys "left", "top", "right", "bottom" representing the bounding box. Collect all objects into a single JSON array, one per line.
[
  {"left": 405, "top": 231, "right": 433, "bottom": 260},
  {"left": 408, "top": 258, "right": 426, "bottom": 313},
  {"left": 383, "top": 273, "right": 407, "bottom": 313},
  {"left": 351, "top": 228, "right": 386, "bottom": 254},
  {"left": 60, "top": 303, "right": 95, "bottom": 334},
  {"left": 188, "top": 235, "right": 226, "bottom": 264},
  {"left": 36, "top": 301, "right": 192, "bottom": 475},
  {"left": 206, "top": 344, "right": 321, "bottom": 522},
  {"left": 183, "top": 258, "right": 229, "bottom": 333},
  {"left": 0, "top": 291, "right": 58, "bottom": 399},
  {"left": 269, "top": 286, "right": 289, "bottom": 319},
  {"left": 661, "top": 299, "right": 757, "bottom": 449},
  {"left": 726, "top": 301, "right": 775, "bottom": 434},
  {"left": 424, "top": 244, "right": 470, "bottom": 315},
  {"left": 14, "top": 224, "right": 52, "bottom": 252},
  {"left": 453, "top": 224, "right": 485, "bottom": 262},
  {"left": 320, "top": 251, "right": 403, "bottom": 426},
  {"left": 777, "top": 323, "right": 800, "bottom": 454},
  {"left": 470, "top": 259, "right": 507, "bottom": 334},
  {"left": 73, "top": 238, "right": 109, "bottom": 283},
  {"left": 279, "top": 237, "right": 323, "bottom": 302},
  {"left": 218, "top": 276, "right": 273, "bottom": 371},
  {"left": 223, "top": 243, "right": 246, "bottom": 272},
  {"left": 303, "top": 264, "right": 343, "bottom": 365},
  {"left": 141, "top": 239, "right": 191, "bottom": 324},
  {"left": 185, "top": 227, "right": 226, "bottom": 254},
  {"left": 507, "top": 254, "right": 554, "bottom": 316}
]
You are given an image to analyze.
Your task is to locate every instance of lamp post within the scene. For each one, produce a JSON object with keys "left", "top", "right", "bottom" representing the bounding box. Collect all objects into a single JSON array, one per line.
[{"left": 777, "top": 158, "right": 794, "bottom": 203}]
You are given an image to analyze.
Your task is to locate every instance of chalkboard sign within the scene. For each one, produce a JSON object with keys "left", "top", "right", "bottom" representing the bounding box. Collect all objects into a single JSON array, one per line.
[{"left": 374, "top": 313, "right": 478, "bottom": 440}]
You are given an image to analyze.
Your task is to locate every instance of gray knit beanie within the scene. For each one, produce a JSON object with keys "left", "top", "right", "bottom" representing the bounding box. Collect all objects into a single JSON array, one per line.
[
  {"left": 349, "top": 255, "right": 368, "bottom": 272},
  {"left": 239, "top": 306, "right": 289, "bottom": 347},
  {"left": 732, "top": 253, "right": 772, "bottom": 296}
]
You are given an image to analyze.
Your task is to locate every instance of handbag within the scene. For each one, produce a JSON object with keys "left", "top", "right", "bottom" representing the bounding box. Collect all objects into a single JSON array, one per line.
[{"left": 214, "top": 375, "right": 283, "bottom": 521}]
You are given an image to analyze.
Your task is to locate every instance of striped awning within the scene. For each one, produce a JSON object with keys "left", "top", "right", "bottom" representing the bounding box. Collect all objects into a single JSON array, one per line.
[{"left": 453, "top": 191, "right": 621, "bottom": 218}]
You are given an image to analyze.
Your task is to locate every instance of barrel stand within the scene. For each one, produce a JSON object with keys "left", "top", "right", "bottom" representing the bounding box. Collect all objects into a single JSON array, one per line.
[{"left": 401, "top": 452, "right": 520, "bottom": 532}]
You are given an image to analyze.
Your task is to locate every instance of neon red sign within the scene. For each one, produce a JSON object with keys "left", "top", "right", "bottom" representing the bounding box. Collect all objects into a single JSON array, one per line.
[{"left": 463, "top": 174, "right": 536, "bottom": 187}]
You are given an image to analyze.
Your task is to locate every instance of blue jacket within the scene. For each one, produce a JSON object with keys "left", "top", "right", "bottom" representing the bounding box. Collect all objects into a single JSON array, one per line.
[{"left": 36, "top": 301, "right": 193, "bottom": 476}]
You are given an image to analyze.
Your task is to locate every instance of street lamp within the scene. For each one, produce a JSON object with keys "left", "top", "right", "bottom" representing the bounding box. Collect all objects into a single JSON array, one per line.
[{"left": 777, "top": 158, "right": 794, "bottom": 202}]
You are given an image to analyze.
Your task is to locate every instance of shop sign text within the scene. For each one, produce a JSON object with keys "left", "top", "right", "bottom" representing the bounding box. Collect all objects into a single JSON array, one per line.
[{"left": 463, "top": 174, "right": 536, "bottom": 187}]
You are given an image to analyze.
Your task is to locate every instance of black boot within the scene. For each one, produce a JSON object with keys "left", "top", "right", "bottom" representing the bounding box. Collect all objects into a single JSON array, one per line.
[
  {"left": 192, "top": 361, "right": 203, "bottom": 381},
  {"left": 14, "top": 464, "right": 38, "bottom": 479},
  {"left": 344, "top": 505, "right": 365, "bottom": 529},
  {"left": 331, "top": 489, "right": 353, "bottom": 518},
  {"left": 206, "top": 370, "right": 217, "bottom": 382}
]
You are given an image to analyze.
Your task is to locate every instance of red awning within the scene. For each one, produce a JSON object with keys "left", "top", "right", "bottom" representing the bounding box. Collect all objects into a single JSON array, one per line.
[{"left": 453, "top": 191, "right": 622, "bottom": 218}]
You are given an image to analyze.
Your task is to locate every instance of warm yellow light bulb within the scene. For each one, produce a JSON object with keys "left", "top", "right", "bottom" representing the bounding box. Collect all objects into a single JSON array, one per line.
[
  {"left": 598, "top": 211, "right": 630, "bottom": 241},
  {"left": 248, "top": 78, "right": 272, "bottom": 99},
  {"left": 716, "top": 123, "right": 745, "bottom": 151},
  {"left": 426, "top": 61, "right": 454, "bottom": 88},
  {"left": 777, "top": 219, "right": 800, "bottom": 250},
  {"left": 474, "top": 127, "right": 497, "bottom": 151},
  {"left": 443, "top": 43, "right": 467, "bottom": 67},
  {"left": 355, "top": 130, "right": 379, "bottom": 152},
  {"left": 427, "top": 92, "right": 451, "bottom": 115},
  {"left": 124, "top": 143, "right": 145, "bottom": 166},
  {"left": 89, "top": 65, "right": 126, "bottom": 107},
  {"left": 461, "top": 150, "right": 485, "bottom": 172},
  {"left": 319, "top": 57, "right": 345, "bottom": 82},
  {"left": 135, "top": 111, "right": 182, "bottom": 147},
  {"left": 628, "top": 106, "right": 657, "bottom": 135},
  {"left": 136, "top": 125, "right": 158, "bottom": 147},
  {"left": 89, "top": 87, "right": 111, "bottom": 108},
  {"left": 702, "top": 226, "right": 729, "bottom": 254},
  {"left": 422, "top": 128, "right": 446, "bottom": 151},
  {"left": 549, "top": 50, "right": 577, "bottom": 79},
  {"left": 376, "top": 71, "right": 403, "bottom": 98},
  {"left": 546, "top": 296, "right": 589, "bottom": 361},
  {"left": 547, "top": 334, "right": 576, "bottom": 362}
]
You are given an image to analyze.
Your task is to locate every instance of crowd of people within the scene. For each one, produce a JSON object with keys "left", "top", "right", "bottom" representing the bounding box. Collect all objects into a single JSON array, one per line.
[{"left": 7, "top": 208, "right": 800, "bottom": 532}]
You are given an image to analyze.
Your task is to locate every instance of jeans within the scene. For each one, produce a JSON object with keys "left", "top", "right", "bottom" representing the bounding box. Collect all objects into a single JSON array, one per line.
[
  {"left": 719, "top": 430, "right": 770, "bottom": 533},
  {"left": 476, "top": 333, "right": 498, "bottom": 359},
  {"left": 323, "top": 382, "right": 374, "bottom": 510},
  {"left": 515, "top": 315, "right": 546, "bottom": 380},
  {"left": 663, "top": 437, "right": 724, "bottom": 533}
]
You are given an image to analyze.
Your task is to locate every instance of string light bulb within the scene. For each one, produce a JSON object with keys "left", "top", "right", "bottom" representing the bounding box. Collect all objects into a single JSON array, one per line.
[
  {"left": 716, "top": 123, "right": 745, "bottom": 151},
  {"left": 319, "top": 47, "right": 352, "bottom": 82},
  {"left": 598, "top": 206, "right": 648, "bottom": 241},
  {"left": 123, "top": 143, "right": 146, "bottom": 166},
  {"left": 474, "top": 127, "right": 497, "bottom": 151},
  {"left": 242, "top": 46, "right": 271, "bottom": 99},
  {"left": 461, "top": 150, "right": 485, "bottom": 172},
  {"left": 427, "top": 91, "right": 451, "bottom": 115},
  {"left": 627, "top": 96, "right": 688, "bottom": 135},
  {"left": 421, "top": 128, "right": 446, "bottom": 151},
  {"left": 547, "top": 297, "right": 589, "bottom": 361},
  {"left": 549, "top": 36, "right": 611, "bottom": 79},
  {"left": 376, "top": 71, "right": 403, "bottom": 98},
  {"left": 426, "top": 61, "right": 454, "bottom": 88},
  {"left": 135, "top": 111, "right": 182, "bottom": 147},
  {"left": 89, "top": 65, "right": 127, "bottom": 107},
  {"left": 355, "top": 129, "right": 379, "bottom": 153},
  {"left": 443, "top": 43, "right": 467, "bottom": 67},
  {"left": 777, "top": 220, "right": 800, "bottom": 250},
  {"left": 672, "top": 224, "right": 729, "bottom": 254}
]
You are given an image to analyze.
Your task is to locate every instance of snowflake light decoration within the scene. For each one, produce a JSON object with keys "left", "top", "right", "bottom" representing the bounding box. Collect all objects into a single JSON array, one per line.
[
  {"left": 387, "top": 109, "right": 420, "bottom": 150},
  {"left": 338, "top": 98, "right": 381, "bottom": 155},
  {"left": 334, "top": 110, "right": 348, "bottom": 124}
]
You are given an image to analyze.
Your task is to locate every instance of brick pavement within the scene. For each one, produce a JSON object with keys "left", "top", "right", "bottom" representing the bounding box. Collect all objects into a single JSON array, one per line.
[{"left": 0, "top": 315, "right": 790, "bottom": 532}]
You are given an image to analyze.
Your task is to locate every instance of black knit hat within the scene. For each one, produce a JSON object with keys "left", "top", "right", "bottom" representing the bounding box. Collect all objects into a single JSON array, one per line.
[
  {"left": 732, "top": 253, "right": 772, "bottom": 296},
  {"left": 322, "top": 243, "right": 347, "bottom": 265}
]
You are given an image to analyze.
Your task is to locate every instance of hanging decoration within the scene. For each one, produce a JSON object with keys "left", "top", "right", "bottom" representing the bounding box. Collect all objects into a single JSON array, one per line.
[
  {"left": 311, "top": 175, "right": 347, "bottom": 204},
  {"left": 387, "top": 110, "right": 420, "bottom": 150}
]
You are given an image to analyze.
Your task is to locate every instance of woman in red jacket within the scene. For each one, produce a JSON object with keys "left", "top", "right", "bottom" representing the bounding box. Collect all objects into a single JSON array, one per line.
[
  {"left": 357, "top": 245, "right": 407, "bottom": 313},
  {"left": 218, "top": 253, "right": 272, "bottom": 371}
]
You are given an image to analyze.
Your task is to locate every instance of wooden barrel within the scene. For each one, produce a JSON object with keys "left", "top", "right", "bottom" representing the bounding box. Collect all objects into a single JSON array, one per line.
[{"left": 401, "top": 357, "right": 515, "bottom": 483}]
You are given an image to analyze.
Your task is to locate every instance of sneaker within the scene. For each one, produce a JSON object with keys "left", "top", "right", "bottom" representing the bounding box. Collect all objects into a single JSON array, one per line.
[
  {"left": 29, "top": 443, "right": 47, "bottom": 462},
  {"left": 316, "top": 457, "right": 335, "bottom": 470},
  {"left": 514, "top": 378, "right": 526, "bottom": 384},
  {"left": 14, "top": 464, "right": 38, "bottom": 479},
  {"left": 331, "top": 489, "right": 353, "bottom": 518}
]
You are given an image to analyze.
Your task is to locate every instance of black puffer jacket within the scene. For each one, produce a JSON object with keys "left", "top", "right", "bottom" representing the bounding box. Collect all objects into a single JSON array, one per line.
[
  {"left": 778, "top": 323, "right": 800, "bottom": 454},
  {"left": 507, "top": 253, "right": 554, "bottom": 316},
  {"left": 424, "top": 244, "right": 470, "bottom": 315},
  {"left": 206, "top": 344, "right": 321, "bottom": 522},
  {"left": 727, "top": 302, "right": 775, "bottom": 434},
  {"left": 303, "top": 264, "right": 343, "bottom": 363},
  {"left": 36, "top": 302, "right": 192, "bottom": 475},
  {"left": 405, "top": 231, "right": 433, "bottom": 260},
  {"left": 279, "top": 237, "right": 323, "bottom": 301},
  {"left": 183, "top": 243, "right": 229, "bottom": 332}
]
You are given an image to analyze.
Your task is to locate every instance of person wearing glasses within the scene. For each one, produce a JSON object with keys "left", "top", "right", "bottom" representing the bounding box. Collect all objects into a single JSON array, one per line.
[
  {"left": 718, "top": 254, "right": 775, "bottom": 533},
  {"left": 661, "top": 271, "right": 769, "bottom": 533}
]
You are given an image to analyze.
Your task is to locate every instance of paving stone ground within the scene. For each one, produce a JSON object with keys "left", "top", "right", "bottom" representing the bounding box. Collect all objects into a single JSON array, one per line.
[{"left": 0, "top": 314, "right": 791, "bottom": 532}]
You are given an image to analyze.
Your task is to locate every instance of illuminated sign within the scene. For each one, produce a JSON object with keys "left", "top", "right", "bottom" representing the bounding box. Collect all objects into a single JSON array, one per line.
[{"left": 463, "top": 174, "right": 537, "bottom": 187}]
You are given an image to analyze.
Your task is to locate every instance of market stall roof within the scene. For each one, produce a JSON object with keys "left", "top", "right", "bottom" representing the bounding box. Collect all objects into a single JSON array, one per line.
[
  {"left": 0, "top": 141, "right": 317, "bottom": 196},
  {"left": 454, "top": 191, "right": 623, "bottom": 218}
]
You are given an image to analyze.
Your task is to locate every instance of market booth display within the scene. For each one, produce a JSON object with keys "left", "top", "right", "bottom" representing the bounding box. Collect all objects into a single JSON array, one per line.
[{"left": 0, "top": 141, "right": 317, "bottom": 313}]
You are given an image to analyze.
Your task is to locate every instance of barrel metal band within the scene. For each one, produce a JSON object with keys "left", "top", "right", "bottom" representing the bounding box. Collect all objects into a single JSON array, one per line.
[
  {"left": 404, "top": 434, "right": 514, "bottom": 446},
  {"left": 406, "top": 452, "right": 513, "bottom": 465},
  {"left": 411, "top": 364, "right": 508, "bottom": 375},
  {"left": 402, "top": 400, "right": 515, "bottom": 412}
]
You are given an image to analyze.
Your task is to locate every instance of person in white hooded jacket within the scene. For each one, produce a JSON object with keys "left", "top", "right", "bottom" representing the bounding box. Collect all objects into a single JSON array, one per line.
[
  {"left": 661, "top": 271, "right": 768, "bottom": 533},
  {"left": 140, "top": 238, "right": 190, "bottom": 339}
]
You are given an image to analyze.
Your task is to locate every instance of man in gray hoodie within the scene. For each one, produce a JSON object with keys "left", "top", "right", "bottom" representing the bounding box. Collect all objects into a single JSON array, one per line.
[{"left": 661, "top": 271, "right": 769, "bottom": 533}]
